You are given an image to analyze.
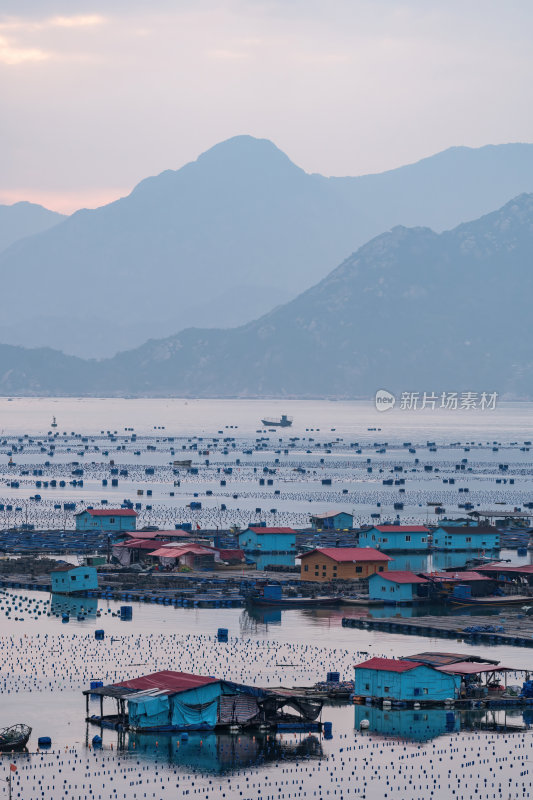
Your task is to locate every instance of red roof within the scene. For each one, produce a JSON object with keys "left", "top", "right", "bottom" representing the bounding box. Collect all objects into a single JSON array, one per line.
[
  {"left": 115, "top": 539, "right": 170, "bottom": 550},
  {"left": 354, "top": 657, "right": 424, "bottom": 673},
  {"left": 423, "top": 571, "right": 490, "bottom": 582},
  {"left": 374, "top": 525, "right": 429, "bottom": 532},
  {"left": 375, "top": 570, "right": 429, "bottom": 584},
  {"left": 78, "top": 508, "right": 138, "bottom": 517},
  {"left": 149, "top": 545, "right": 214, "bottom": 558},
  {"left": 301, "top": 547, "right": 391, "bottom": 563},
  {"left": 114, "top": 670, "right": 217, "bottom": 694},
  {"left": 474, "top": 564, "right": 533, "bottom": 574},
  {"left": 247, "top": 527, "right": 296, "bottom": 535}
]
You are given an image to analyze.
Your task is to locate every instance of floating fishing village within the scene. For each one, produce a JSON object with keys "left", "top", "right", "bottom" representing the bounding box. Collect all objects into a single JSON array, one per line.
[{"left": 0, "top": 399, "right": 530, "bottom": 799}]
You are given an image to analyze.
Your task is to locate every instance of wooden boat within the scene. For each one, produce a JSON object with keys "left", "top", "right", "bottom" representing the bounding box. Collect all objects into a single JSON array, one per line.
[
  {"left": 0, "top": 724, "right": 31, "bottom": 751},
  {"left": 449, "top": 594, "right": 531, "bottom": 607}
]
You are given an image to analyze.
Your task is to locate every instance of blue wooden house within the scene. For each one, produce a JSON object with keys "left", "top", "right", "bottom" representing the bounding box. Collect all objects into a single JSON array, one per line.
[
  {"left": 75, "top": 508, "right": 138, "bottom": 533},
  {"left": 368, "top": 570, "right": 430, "bottom": 603},
  {"left": 309, "top": 511, "right": 353, "bottom": 530},
  {"left": 51, "top": 565, "right": 98, "bottom": 595},
  {"left": 358, "top": 525, "right": 430, "bottom": 552},
  {"left": 354, "top": 657, "right": 460, "bottom": 702},
  {"left": 432, "top": 525, "right": 499, "bottom": 551},
  {"left": 238, "top": 527, "right": 296, "bottom": 553}
]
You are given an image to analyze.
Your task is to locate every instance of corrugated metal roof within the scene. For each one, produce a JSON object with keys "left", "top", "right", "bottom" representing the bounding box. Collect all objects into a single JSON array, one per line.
[
  {"left": 423, "top": 571, "right": 491, "bottom": 582},
  {"left": 301, "top": 547, "right": 391, "bottom": 563},
  {"left": 374, "top": 525, "right": 429, "bottom": 532},
  {"left": 354, "top": 657, "right": 424, "bottom": 673},
  {"left": 247, "top": 527, "right": 296, "bottom": 535},
  {"left": 149, "top": 545, "right": 213, "bottom": 558},
  {"left": 401, "top": 652, "right": 500, "bottom": 667},
  {"left": 436, "top": 662, "right": 511, "bottom": 675},
  {"left": 76, "top": 508, "right": 138, "bottom": 517},
  {"left": 375, "top": 570, "right": 429, "bottom": 584},
  {"left": 114, "top": 670, "right": 218, "bottom": 694}
]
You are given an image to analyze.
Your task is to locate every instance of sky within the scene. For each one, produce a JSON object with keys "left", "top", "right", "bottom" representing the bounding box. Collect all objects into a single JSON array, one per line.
[{"left": 1, "top": 0, "right": 532, "bottom": 213}]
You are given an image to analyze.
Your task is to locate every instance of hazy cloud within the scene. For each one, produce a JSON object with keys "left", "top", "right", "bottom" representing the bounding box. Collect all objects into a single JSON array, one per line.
[{"left": 0, "top": 0, "right": 532, "bottom": 213}]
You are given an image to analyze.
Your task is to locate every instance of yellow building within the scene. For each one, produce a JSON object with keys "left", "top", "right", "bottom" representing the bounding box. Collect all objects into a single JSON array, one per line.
[{"left": 300, "top": 547, "right": 391, "bottom": 582}]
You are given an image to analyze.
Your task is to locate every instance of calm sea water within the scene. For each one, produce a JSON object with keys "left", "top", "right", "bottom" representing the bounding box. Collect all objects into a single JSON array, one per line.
[{"left": 0, "top": 397, "right": 532, "bottom": 441}]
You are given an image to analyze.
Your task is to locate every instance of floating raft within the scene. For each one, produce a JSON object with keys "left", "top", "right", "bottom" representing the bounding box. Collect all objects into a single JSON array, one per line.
[{"left": 342, "top": 613, "right": 533, "bottom": 648}]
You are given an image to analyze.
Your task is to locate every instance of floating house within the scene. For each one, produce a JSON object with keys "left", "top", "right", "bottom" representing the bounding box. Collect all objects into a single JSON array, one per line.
[
  {"left": 358, "top": 525, "right": 430, "bottom": 553},
  {"left": 238, "top": 527, "right": 296, "bottom": 554},
  {"left": 354, "top": 657, "right": 460, "bottom": 703},
  {"left": 84, "top": 670, "right": 323, "bottom": 732},
  {"left": 368, "top": 570, "right": 430, "bottom": 603},
  {"left": 75, "top": 508, "right": 138, "bottom": 533},
  {"left": 432, "top": 525, "right": 500, "bottom": 551},
  {"left": 309, "top": 511, "right": 354, "bottom": 531},
  {"left": 300, "top": 547, "right": 391, "bottom": 582},
  {"left": 51, "top": 565, "right": 98, "bottom": 595}
]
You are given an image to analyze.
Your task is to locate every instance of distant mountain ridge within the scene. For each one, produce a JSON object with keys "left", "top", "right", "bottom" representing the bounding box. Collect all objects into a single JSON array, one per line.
[
  {"left": 2, "top": 137, "right": 533, "bottom": 357},
  {"left": 1, "top": 193, "right": 533, "bottom": 398},
  {"left": 0, "top": 201, "right": 65, "bottom": 253}
]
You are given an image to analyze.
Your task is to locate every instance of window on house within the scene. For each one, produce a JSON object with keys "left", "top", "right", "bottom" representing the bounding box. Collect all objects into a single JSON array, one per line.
[
  {"left": 381, "top": 586, "right": 386, "bottom": 592},
  {"left": 466, "top": 537, "right": 471, "bottom": 543},
  {"left": 384, "top": 686, "right": 390, "bottom": 692},
  {"left": 314, "top": 565, "right": 318, "bottom": 570},
  {"left": 92, "top": 522, "right": 98, "bottom": 527},
  {"left": 378, "top": 566, "right": 384, "bottom": 572},
  {"left": 70, "top": 575, "right": 76, "bottom": 581},
  {"left": 304, "top": 565, "right": 309, "bottom": 572},
  {"left": 382, "top": 537, "right": 388, "bottom": 543},
  {"left": 356, "top": 566, "right": 362, "bottom": 573},
  {"left": 390, "top": 587, "right": 395, "bottom": 592},
  {"left": 423, "top": 688, "right": 428, "bottom": 694},
  {"left": 365, "top": 683, "right": 370, "bottom": 691},
  {"left": 84, "top": 574, "right": 89, "bottom": 579},
  {"left": 371, "top": 535, "right": 375, "bottom": 541},
  {"left": 109, "top": 518, "right": 115, "bottom": 524},
  {"left": 422, "top": 538, "right": 427, "bottom": 543},
  {"left": 405, "top": 535, "right": 411, "bottom": 542}
]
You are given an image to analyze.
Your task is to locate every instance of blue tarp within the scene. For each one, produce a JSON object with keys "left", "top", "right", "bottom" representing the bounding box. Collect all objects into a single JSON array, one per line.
[{"left": 128, "top": 695, "right": 170, "bottom": 729}]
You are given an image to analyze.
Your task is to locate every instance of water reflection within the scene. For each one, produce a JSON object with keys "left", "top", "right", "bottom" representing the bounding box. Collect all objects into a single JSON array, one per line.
[
  {"left": 50, "top": 594, "right": 98, "bottom": 618},
  {"left": 354, "top": 705, "right": 533, "bottom": 742},
  {"left": 122, "top": 730, "right": 323, "bottom": 772}
]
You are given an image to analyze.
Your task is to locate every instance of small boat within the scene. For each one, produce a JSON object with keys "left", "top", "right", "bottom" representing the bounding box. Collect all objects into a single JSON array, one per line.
[
  {"left": 0, "top": 724, "right": 32, "bottom": 752},
  {"left": 51, "top": 416, "right": 57, "bottom": 428},
  {"left": 261, "top": 415, "right": 293, "bottom": 428},
  {"left": 449, "top": 594, "right": 532, "bottom": 607}
]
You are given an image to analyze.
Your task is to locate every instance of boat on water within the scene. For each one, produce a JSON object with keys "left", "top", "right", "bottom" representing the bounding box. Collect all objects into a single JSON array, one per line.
[
  {"left": 51, "top": 416, "right": 57, "bottom": 428},
  {"left": 449, "top": 594, "right": 532, "bottom": 607},
  {"left": 261, "top": 415, "right": 293, "bottom": 428},
  {"left": 0, "top": 724, "right": 31, "bottom": 752}
]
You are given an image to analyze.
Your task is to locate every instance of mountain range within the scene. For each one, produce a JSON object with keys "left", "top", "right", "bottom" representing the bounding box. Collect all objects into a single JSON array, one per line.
[
  {"left": 1, "top": 192, "right": 532, "bottom": 398},
  {"left": 2, "top": 137, "right": 533, "bottom": 357},
  {"left": 0, "top": 201, "right": 65, "bottom": 253}
]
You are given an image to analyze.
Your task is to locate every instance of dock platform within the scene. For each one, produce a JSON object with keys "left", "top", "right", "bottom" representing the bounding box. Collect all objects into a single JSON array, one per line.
[{"left": 342, "top": 613, "right": 533, "bottom": 648}]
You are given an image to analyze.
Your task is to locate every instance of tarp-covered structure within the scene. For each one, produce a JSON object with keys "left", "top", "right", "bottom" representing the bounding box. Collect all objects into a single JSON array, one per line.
[{"left": 84, "top": 670, "right": 320, "bottom": 732}]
